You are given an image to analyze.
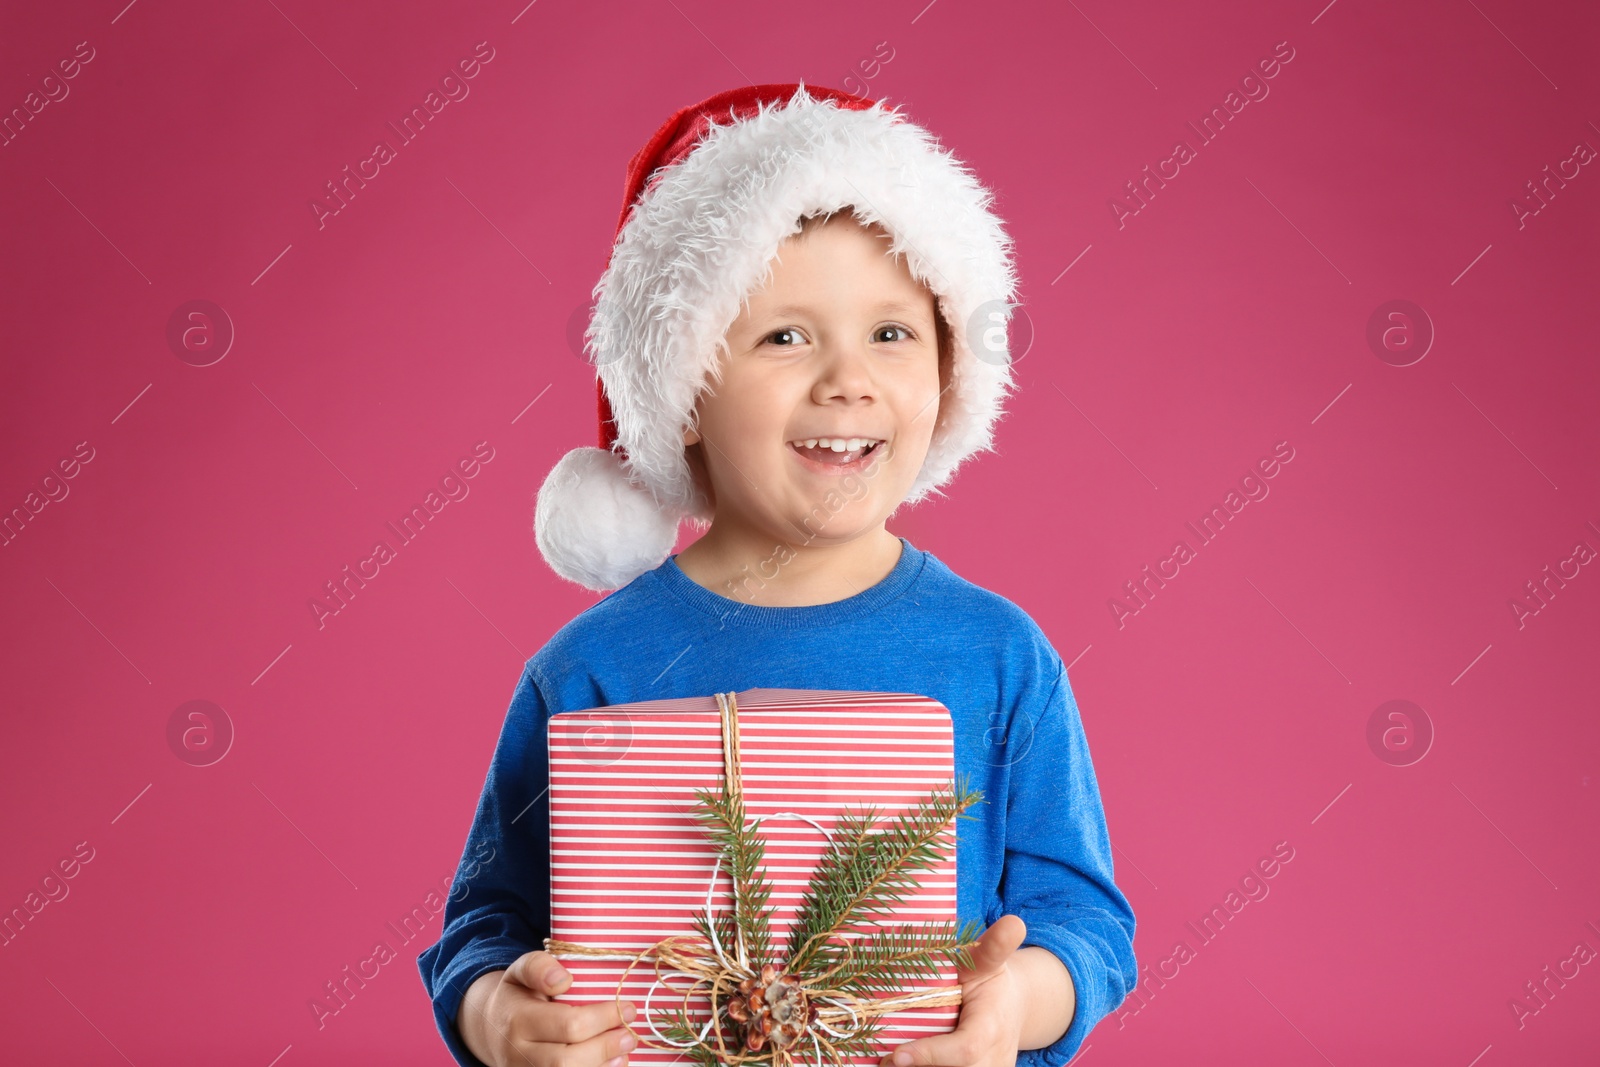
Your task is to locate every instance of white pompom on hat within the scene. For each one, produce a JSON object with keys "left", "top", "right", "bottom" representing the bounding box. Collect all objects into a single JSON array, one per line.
[{"left": 534, "top": 82, "right": 1021, "bottom": 592}]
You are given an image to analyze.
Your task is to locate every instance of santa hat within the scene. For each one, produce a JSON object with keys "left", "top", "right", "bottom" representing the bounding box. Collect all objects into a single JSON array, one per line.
[{"left": 534, "top": 82, "right": 1020, "bottom": 592}]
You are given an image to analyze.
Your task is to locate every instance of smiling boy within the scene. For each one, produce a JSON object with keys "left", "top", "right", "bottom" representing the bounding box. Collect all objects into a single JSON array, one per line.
[
  {"left": 419, "top": 84, "right": 1136, "bottom": 1067},
  {"left": 672, "top": 208, "right": 941, "bottom": 603}
]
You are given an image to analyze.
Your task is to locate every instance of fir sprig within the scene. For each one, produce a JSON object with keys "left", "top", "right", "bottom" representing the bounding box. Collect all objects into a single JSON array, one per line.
[
  {"left": 678, "top": 760, "right": 983, "bottom": 1062},
  {"left": 813, "top": 919, "right": 985, "bottom": 998},
  {"left": 660, "top": 1005, "right": 720, "bottom": 1066},
  {"left": 786, "top": 777, "right": 982, "bottom": 974},
  {"left": 689, "top": 785, "right": 774, "bottom": 965},
  {"left": 817, "top": 1016, "right": 888, "bottom": 1064}
]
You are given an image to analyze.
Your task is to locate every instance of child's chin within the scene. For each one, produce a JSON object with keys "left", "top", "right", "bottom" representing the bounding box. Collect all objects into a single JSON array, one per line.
[{"left": 778, "top": 501, "right": 884, "bottom": 540}]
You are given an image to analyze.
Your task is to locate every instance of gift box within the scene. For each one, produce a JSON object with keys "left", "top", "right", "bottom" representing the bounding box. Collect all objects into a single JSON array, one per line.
[{"left": 547, "top": 688, "right": 968, "bottom": 1065}]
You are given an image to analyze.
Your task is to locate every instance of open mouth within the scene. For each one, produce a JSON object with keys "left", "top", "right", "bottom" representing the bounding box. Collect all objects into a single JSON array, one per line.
[{"left": 787, "top": 436, "right": 886, "bottom": 467}]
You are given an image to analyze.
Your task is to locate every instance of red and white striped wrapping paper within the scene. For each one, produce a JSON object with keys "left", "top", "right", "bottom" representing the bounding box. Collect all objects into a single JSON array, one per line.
[{"left": 547, "top": 688, "right": 961, "bottom": 1065}]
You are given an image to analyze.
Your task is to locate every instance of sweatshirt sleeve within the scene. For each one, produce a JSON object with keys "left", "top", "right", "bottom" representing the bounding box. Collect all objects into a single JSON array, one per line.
[
  {"left": 416, "top": 663, "right": 552, "bottom": 1067},
  {"left": 1003, "top": 663, "right": 1138, "bottom": 1066}
]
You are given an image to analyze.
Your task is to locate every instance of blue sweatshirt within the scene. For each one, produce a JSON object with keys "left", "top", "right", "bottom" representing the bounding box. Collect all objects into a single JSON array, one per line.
[{"left": 418, "top": 537, "right": 1136, "bottom": 1065}]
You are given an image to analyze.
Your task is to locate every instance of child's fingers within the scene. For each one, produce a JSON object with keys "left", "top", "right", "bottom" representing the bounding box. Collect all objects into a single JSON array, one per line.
[
  {"left": 879, "top": 1030, "right": 979, "bottom": 1066},
  {"left": 505, "top": 950, "right": 575, "bottom": 995},
  {"left": 521, "top": 1022, "right": 638, "bottom": 1067},
  {"left": 502, "top": 998, "right": 633, "bottom": 1049},
  {"left": 959, "top": 914, "right": 1026, "bottom": 982},
  {"left": 515, "top": 998, "right": 639, "bottom": 1047},
  {"left": 499, "top": 951, "right": 641, "bottom": 1048}
]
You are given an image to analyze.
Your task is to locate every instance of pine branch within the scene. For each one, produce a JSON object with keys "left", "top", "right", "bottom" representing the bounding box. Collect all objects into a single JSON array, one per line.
[
  {"left": 782, "top": 804, "right": 877, "bottom": 967},
  {"left": 822, "top": 1017, "right": 887, "bottom": 1064},
  {"left": 689, "top": 907, "right": 742, "bottom": 975},
  {"left": 660, "top": 1009, "right": 722, "bottom": 1067},
  {"left": 813, "top": 920, "right": 983, "bottom": 997},
  {"left": 689, "top": 786, "right": 774, "bottom": 966},
  {"left": 677, "top": 771, "right": 981, "bottom": 1060},
  {"left": 786, "top": 778, "right": 982, "bottom": 973}
]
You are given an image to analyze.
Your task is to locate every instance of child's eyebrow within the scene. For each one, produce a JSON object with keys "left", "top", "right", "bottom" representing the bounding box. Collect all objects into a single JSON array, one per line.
[{"left": 761, "top": 299, "right": 930, "bottom": 318}]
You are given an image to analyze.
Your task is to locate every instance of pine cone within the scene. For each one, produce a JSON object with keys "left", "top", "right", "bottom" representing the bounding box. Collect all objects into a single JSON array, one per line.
[{"left": 724, "top": 962, "right": 811, "bottom": 1052}]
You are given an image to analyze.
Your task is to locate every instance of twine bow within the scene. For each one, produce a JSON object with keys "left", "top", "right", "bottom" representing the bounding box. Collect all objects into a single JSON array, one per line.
[{"left": 545, "top": 691, "right": 967, "bottom": 1066}]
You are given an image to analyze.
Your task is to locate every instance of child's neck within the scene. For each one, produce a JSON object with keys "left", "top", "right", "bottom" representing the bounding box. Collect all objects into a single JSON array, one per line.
[{"left": 673, "top": 523, "right": 905, "bottom": 608}]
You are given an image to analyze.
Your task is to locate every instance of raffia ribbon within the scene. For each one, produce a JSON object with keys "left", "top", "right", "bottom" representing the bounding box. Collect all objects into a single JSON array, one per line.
[{"left": 545, "top": 691, "right": 966, "bottom": 1065}]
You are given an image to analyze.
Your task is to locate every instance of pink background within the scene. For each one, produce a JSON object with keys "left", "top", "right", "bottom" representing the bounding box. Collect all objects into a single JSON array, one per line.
[{"left": 1, "top": 0, "right": 1596, "bottom": 1064}]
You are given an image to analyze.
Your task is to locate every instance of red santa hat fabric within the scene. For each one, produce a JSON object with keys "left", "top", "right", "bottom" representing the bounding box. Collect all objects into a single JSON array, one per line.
[{"left": 534, "top": 82, "right": 1020, "bottom": 592}]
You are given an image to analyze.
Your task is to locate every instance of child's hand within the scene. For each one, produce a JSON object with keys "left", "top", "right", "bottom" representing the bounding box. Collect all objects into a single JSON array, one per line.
[
  {"left": 879, "top": 915, "right": 1029, "bottom": 1067},
  {"left": 457, "top": 950, "right": 638, "bottom": 1067}
]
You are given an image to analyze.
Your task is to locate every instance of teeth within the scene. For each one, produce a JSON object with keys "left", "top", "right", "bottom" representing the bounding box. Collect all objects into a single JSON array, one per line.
[{"left": 791, "top": 437, "right": 882, "bottom": 451}]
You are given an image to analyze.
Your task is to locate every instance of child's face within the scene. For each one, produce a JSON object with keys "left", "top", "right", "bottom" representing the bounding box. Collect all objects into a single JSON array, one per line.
[{"left": 682, "top": 213, "right": 945, "bottom": 547}]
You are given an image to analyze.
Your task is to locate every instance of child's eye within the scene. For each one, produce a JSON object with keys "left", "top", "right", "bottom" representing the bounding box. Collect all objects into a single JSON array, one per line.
[
  {"left": 874, "top": 324, "right": 914, "bottom": 343},
  {"left": 765, "top": 328, "right": 807, "bottom": 347}
]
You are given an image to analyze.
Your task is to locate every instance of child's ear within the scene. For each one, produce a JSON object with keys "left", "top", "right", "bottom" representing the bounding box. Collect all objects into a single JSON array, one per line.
[
  {"left": 682, "top": 425, "right": 701, "bottom": 446},
  {"left": 683, "top": 438, "right": 715, "bottom": 512}
]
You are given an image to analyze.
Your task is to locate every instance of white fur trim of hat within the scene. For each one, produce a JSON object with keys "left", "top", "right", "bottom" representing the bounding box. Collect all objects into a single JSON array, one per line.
[{"left": 534, "top": 82, "right": 1020, "bottom": 592}]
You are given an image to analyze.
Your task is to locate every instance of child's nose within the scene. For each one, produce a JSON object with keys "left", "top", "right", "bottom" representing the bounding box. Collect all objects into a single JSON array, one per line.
[{"left": 810, "top": 343, "right": 878, "bottom": 402}]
